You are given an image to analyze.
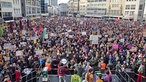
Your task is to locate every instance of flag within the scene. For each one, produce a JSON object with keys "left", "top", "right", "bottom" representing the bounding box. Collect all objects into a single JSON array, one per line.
[
  {"left": 38, "top": 25, "right": 43, "bottom": 34},
  {"left": 0, "top": 26, "right": 3, "bottom": 36},
  {"left": 42, "top": 28, "right": 47, "bottom": 41}
]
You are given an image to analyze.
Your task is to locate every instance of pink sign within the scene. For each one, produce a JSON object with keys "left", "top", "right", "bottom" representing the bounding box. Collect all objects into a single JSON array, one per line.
[{"left": 112, "top": 44, "right": 119, "bottom": 49}]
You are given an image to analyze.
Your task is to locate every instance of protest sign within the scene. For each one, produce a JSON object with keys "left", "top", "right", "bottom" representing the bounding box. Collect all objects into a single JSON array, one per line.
[
  {"left": 35, "top": 50, "right": 43, "bottom": 55},
  {"left": 120, "top": 38, "right": 125, "bottom": 43},
  {"left": 20, "top": 42, "right": 27, "bottom": 46},
  {"left": 92, "top": 39, "right": 98, "bottom": 44},
  {"left": 112, "top": 44, "right": 119, "bottom": 49},
  {"left": 16, "top": 51, "right": 23, "bottom": 56},
  {"left": 68, "top": 35, "right": 74, "bottom": 38},
  {"left": 3, "top": 43, "right": 17, "bottom": 49},
  {"left": 45, "top": 34, "right": 48, "bottom": 39},
  {"left": 130, "top": 47, "right": 137, "bottom": 52},
  {"left": 90, "top": 35, "right": 99, "bottom": 44},
  {"left": 22, "top": 30, "right": 27, "bottom": 35},
  {"left": 82, "top": 32, "right": 86, "bottom": 35},
  {"left": 30, "top": 36, "right": 38, "bottom": 40}
]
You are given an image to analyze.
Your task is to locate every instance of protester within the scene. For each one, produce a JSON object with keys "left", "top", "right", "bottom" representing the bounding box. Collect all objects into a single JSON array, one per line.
[
  {"left": 96, "top": 74, "right": 103, "bottom": 82},
  {"left": 85, "top": 68, "right": 94, "bottom": 82},
  {"left": 137, "top": 63, "right": 145, "bottom": 82},
  {"left": 71, "top": 70, "right": 81, "bottom": 82},
  {"left": 58, "top": 63, "right": 68, "bottom": 82},
  {"left": 0, "top": 16, "right": 146, "bottom": 82},
  {"left": 104, "top": 67, "right": 112, "bottom": 82},
  {"left": 14, "top": 68, "right": 21, "bottom": 82}
]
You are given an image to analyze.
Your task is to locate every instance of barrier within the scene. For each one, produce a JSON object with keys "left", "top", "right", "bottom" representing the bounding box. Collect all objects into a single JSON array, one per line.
[
  {"left": 39, "top": 74, "right": 121, "bottom": 82},
  {"left": 116, "top": 66, "right": 135, "bottom": 82}
]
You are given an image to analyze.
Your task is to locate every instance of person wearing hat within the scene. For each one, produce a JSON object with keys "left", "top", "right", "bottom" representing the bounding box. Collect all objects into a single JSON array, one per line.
[{"left": 45, "top": 59, "right": 51, "bottom": 74}]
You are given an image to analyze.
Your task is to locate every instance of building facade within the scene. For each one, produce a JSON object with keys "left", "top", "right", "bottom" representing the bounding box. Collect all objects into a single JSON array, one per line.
[
  {"left": 59, "top": 3, "right": 68, "bottom": 16},
  {"left": 86, "top": 0, "right": 107, "bottom": 17},
  {"left": 41, "top": 0, "right": 48, "bottom": 16},
  {"left": 21, "top": 0, "right": 41, "bottom": 17},
  {"left": 107, "top": 0, "right": 124, "bottom": 18},
  {"left": 48, "top": 6, "right": 59, "bottom": 16},
  {"left": 13, "top": 0, "right": 22, "bottom": 19},
  {"left": 48, "top": 0, "right": 58, "bottom": 6},
  {"left": 68, "top": 0, "right": 80, "bottom": 16},
  {"left": 123, "top": 0, "right": 145, "bottom": 21},
  {"left": 79, "top": 0, "right": 87, "bottom": 16},
  {"left": 0, "top": 0, "right": 13, "bottom": 20}
]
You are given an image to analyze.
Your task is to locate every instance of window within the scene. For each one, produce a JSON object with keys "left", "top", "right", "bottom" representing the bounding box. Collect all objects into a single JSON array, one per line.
[
  {"left": 138, "top": 11, "right": 142, "bottom": 16},
  {"left": 139, "top": 5, "right": 143, "bottom": 10},
  {"left": 13, "top": 0, "right": 15, "bottom": 4},
  {"left": 2, "top": 12, "right": 12, "bottom": 17},
  {"left": 126, "top": 5, "right": 130, "bottom": 10},
  {"left": 1, "top": 2, "right": 12, "bottom": 8},
  {"left": 130, "top": 11, "right": 134, "bottom": 16},
  {"left": 131, "top": 5, "right": 136, "bottom": 10},
  {"left": 112, "top": 4, "right": 119, "bottom": 8},
  {"left": 125, "top": 11, "right": 129, "bottom": 15}
]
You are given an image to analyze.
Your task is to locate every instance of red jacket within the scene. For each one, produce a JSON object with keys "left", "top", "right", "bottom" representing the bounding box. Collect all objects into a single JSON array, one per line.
[
  {"left": 58, "top": 66, "right": 68, "bottom": 76},
  {"left": 15, "top": 70, "right": 21, "bottom": 81}
]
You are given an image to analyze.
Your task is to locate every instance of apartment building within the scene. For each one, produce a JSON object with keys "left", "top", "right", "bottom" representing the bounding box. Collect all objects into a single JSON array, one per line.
[
  {"left": 68, "top": 0, "right": 79, "bottom": 15},
  {"left": 123, "top": 0, "right": 145, "bottom": 21},
  {"left": 48, "top": 0, "right": 58, "bottom": 6},
  {"left": 79, "top": 0, "right": 87, "bottom": 16},
  {"left": 86, "top": 0, "right": 107, "bottom": 17},
  {"left": 41, "top": 0, "right": 49, "bottom": 16},
  {"left": 59, "top": 3, "right": 68, "bottom": 16},
  {"left": 21, "top": 0, "right": 41, "bottom": 17},
  {"left": 0, "top": 0, "right": 13, "bottom": 20},
  {"left": 107, "top": 0, "right": 124, "bottom": 18},
  {"left": 13, "top": 0, "right": 22, "bottom": 19}
]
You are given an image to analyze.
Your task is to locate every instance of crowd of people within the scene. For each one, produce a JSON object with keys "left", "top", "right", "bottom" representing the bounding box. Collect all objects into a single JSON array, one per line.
[{"left": 0, "top": 16, "right": 146, "bottom": 82}]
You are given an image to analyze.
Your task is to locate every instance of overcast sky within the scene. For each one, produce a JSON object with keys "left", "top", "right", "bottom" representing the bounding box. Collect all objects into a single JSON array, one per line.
[{"left": 58, "top": 0, "right": 69, "bottom": 4}]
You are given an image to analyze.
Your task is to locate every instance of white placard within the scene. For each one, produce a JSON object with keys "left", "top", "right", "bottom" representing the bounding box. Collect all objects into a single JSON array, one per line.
[
  {"left": 120, "top": 38, "right": 125, "bottom": 43},
  {"left": 89, "top": 35, "right": 100, "bottom": 40},
  {"left": 45, "top": 34, "right": 48, "bottom": 39},
  {"left": 4, "top": 43, "right": 16, "bottom": 49},
  {"left": 68, "top": 35, "right": 74, "bottom": 38},
  {"left": 16, "top": 51, "right": 23, "bottom": 56},
  {"left": 89, "top": 35, "right": 99, "bottom": 44},
  {"left": 20, "top": 42, "right": 27, "bottom": 46},
  {"left": 82, "top": 32, "right": 86, "bottom": 35},
  {"left": 30, "top": 36, "right": 38, "bottom": 40},
  {"left": 35, "top": 50, "right": 43, "bottom": 55}
]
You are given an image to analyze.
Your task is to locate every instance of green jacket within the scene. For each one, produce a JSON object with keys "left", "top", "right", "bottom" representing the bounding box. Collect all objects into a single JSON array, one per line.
[{"left": 71, "top": 74, "right": 81, "bottom": 82}]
